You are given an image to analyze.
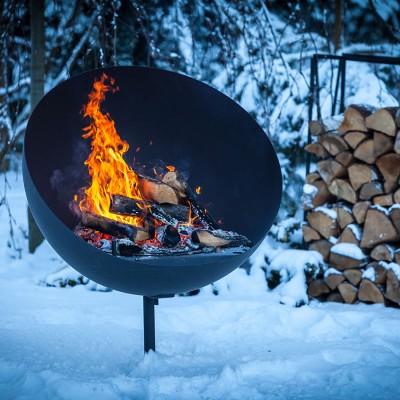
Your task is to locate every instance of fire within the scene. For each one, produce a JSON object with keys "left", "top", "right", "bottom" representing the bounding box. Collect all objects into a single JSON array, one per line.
[
  {"left": 76, "top": 73, "right": 144, "bottom": 226},
  {"left": 196, "top": 186, "right": 201, "bottom": 195},
  {"left": 166, "top": 165, "right": 175, "bottom": 172}
]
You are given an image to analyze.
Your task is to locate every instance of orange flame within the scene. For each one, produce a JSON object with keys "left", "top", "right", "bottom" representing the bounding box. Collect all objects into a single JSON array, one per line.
[
  {"left": 77, "top": 73, "right": 144, "bottom": 226},
  {"left": 166, "top": 165, "right": 175, "bottom": 172},
  {"left": 195, "top": 186, "right": 201, "bottom": 195}
]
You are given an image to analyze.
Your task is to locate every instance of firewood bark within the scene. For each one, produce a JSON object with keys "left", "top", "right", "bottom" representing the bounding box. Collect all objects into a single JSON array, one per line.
[
  {"left": 112, "top": 239, "right": 142, "bottom": 256},
  {"left": 348, "top": 163, "right": 378, "bottom": 191},
  {"left": 370, "top": 244, "right": 393, "bottom": 262},
  {"left": 302, "top": 225, "right": 321, "bottom": 242},
  {"left": 338, "top": 226, "right": 359, "bottom": 245},
  {"left": 306, "top": 210, "right": 339, "bottom": 239},
  {"left": 373, "top": 131, "right": 394, "bottom": 158},
  {"left": 376, "top": 153, "right": 400, "bottom": 193},
  {"left": 319, "top": 133, "right": 348, "bottom": 156},
  {"left": 327, "top": 291, "right": 344, "bottom": 303},
  {"left": 309, "top": 240, "right": 333, "bottom": 263},
  {"left": 308, "top": 279, "right": 330, "bottom": 297},
  {"left": 365, "top": 107, "right": 399, "bottom": 137},
  {"left": 305, "top": 143, "right": 329, "bottom": 158},
  {"left": 373, "top": 194, "right": 393, "bottom": 207},
  {"left": 360, "top": 208, "right": 400, "bottom": 248},
  {"left": 394, "top": 130, "right": 400, "bottom": 154},
  {"left": 157, "top": 225, "right": 181, "bottom": 247},
  {"left": 317, "top": 159, "right": 346, "bottom": 185},
  {"left": 369, "top": 262, "right": 388, "bottom": 285},
  {"left": 110, "top": 194, "right": 190, "bottom": 226},
  {"left": 80, "top": 211, "right": 153, "bottom": 243},
  {"left": 389, "top": 207, "right": 400, "bottom": 233},
  {"left": 385, "top": 269, "right": 400, "bottom": 305},
  {"left": 338, "top": 282, "right": 358, "bottom": 304},
  {"left": 338, "top": 105, "right": 375, "bottom": 134},
  {"left": 191, "top": 229, "right": 252, "bottom": 248},
  {"left": 395, "top": 249, "right": 400, "bottom": 265},
  {"left": 343, "top": 269, "right": 362, "bottom": 286},
  {"left": 358, "top": 279, "right": 384, "bottom": 303},
  {"left": 306, "top": 172, "right": 320, "bottom": 184},
  {"left": 344, "top": 131, "right": 369, "bottom": 149},
  {"left": 354, "top": 139, "right": 375, "bottom": 164},
  {"left": 352, "top": 202, "right": 370, "bottom": 224},
  {"left": 359, "top": 181, "right": 384, "bottom": 201},
  {"left": 333, "top": 205, "right": 354, "bottom": 229},
  {"left": 162, "top": 171, "right": 188, "bottom": 196},
  {"left": 138, "top": 175, "right": 180, "bottom": 205},
  {"left": 330, "top": 251, "right": 364, "bottom": 270},
  {"left": 309, "top": 116, "right": 342, "bottom": 136},
  {"left": 303, "top": 180, "right": 335, "bottom": 210},
  {"left": 328, "top": 179, "right": 357, "bottom": 204},
  {"left": 393, "top": 188, "right": 400, "bottom": 204},
  {"left": 325, "top": 273, "right": 345, "bottom": 290},
  {"left": 335, "top": 151, "right": 354, "bottom": 168}
]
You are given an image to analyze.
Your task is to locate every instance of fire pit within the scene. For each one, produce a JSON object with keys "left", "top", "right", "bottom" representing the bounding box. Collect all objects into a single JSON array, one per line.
[{"left": 23, "top": 66, "right": 281, "bottom": 351}]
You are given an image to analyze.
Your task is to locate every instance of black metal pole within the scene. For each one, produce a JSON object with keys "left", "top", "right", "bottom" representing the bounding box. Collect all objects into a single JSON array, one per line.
[{"left": 143, "top": 296, "right": 157, "bottom": 353}]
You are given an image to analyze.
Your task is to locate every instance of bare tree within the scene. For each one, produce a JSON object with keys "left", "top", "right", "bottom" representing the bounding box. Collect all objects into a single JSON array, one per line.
[{"left": 28, "top": 0, "right": 45, "bottom": 253}]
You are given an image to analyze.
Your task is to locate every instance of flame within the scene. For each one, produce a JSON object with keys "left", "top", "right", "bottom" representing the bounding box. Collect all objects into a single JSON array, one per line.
[
  {"left": 166, "top": 165, "right": 175, "bottom": 172},
  {"left": 77, "top": 73, "right": 144, "bottom": 226},
  {"left": 196, "top": 186, "right": 201, "bottom": 195}
]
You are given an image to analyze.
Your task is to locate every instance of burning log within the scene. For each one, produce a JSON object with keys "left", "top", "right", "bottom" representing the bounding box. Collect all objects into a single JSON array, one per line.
[
  {"left": 137, "top": 175, "right": 181, "bottom": 205},
  {"left": 110, "top": 194, "right": 189, "bottom": 225},
  {"left": 192, "top": 229, "right": 252, "bottom": 248},
  {"left": 157, "top": 225, "right": 181, "bottom": 247},
  {"left": 80, "top": 211, "right": 153, "bottom": 243},
  {"left": 162, "top": 171, "right": 188, "bottom": 196},
  {"left": 112, "top": 239, "right": 142, "bottom": 256},
  {"left": 161, "top": 170, "right": 218, "bottom": 230}
]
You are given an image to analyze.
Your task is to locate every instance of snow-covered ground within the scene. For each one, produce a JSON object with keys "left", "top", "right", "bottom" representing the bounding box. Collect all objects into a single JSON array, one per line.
[{"left": 1, "top": 170, "right": 400, "bottom": 400}]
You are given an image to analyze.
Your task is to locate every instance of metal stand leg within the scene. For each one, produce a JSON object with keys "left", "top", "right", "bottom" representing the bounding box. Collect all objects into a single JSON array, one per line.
[{"left": 143, "top": 296, "right": 157, "bottom": 353}]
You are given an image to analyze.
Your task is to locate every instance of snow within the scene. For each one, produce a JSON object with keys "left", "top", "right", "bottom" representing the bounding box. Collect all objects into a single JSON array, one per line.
[
  {"left": 371, "top": 205, "right": 389, "bottom": 216},
  {"left": 314, "top": 206, "right": 337, "bottom": 220},
  {"left": 330, "top": 243, "right": 366, "bottom": 260},
  {"left": 362, "top": 267, "right": 376, "bottom": 282},
  {"left": 324, "top": 268, "right": 342, "bottom": 278},
  {"left": 348, "top": 224, "right": 362, "bottom": 241},
  {"left": 379, "top": 262, "right": 400, "bottom": 280},
  {"left": 303, "top": 183, "right": 317, "bottom": 195},
  {"left": 2, "top": 174, "right": 400, "bottom": 399}
]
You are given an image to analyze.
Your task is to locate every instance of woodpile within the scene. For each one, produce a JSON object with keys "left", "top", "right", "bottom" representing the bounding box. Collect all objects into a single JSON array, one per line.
[{"left": 304, "top": 105, "right": 400, "bottom": 307}]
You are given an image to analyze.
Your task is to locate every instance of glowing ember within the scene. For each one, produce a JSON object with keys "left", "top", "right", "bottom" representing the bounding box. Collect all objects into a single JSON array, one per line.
[{"left": 75, "top": 73, "right": 145, "bottom": 226}]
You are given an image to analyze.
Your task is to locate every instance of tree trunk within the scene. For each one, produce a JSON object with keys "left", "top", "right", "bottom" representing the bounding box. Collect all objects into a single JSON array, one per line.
[{"left": 29, "top": 0, "right": 45, "bottom": 253}]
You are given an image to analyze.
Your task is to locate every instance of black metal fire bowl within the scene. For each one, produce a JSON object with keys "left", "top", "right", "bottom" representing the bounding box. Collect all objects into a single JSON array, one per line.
[{"left": 23, "top": 66, "right": 282, "bottom": 296}]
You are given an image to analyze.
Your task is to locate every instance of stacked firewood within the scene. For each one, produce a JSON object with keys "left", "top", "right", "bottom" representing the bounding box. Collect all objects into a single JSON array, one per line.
[{"left": 303, "top": 105, "right": 400, "bottom": 307}]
